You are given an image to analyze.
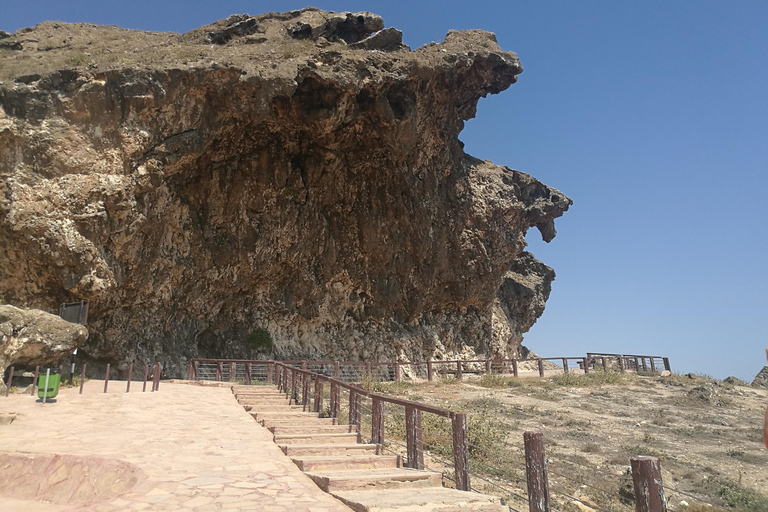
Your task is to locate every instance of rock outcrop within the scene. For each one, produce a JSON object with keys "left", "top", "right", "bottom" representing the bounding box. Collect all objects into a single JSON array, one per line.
[
  {"left": 0, "top": 8, "right": 571, "bottom": 376},
  {"left": 0, "top": 305, "right": 88, "bottom": 386}
]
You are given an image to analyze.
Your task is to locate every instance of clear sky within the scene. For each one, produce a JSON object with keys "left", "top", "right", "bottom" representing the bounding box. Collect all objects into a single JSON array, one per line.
[{"left": 4, "top": 1, "right": 767, "bottom": 381}]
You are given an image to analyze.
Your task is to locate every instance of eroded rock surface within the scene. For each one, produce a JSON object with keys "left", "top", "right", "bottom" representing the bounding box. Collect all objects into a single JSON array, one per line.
[
  {"left": 0, "top": 305, "right": 88, "bottom": 380},
  {"left": 0, "top": 8, "right": 571, "bottom": 376}
]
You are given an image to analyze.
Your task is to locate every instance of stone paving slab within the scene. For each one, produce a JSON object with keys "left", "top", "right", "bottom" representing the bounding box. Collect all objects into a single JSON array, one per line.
[{"left": 0, "top": 380, "right": 352, "bottom": 512}]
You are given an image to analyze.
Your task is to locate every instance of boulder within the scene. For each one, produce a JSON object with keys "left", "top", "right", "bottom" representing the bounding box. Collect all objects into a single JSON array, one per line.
[
  {"left": 752, "top": 366, "right": 768, "bottom": 389},
  {"left": 0, "top": 305, "right": 88, "bottom": 378}
]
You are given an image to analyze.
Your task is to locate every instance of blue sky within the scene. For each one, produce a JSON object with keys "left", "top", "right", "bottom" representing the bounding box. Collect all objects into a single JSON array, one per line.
[{"left": 4, "top": 2, "right": 767, "bottom": 380}]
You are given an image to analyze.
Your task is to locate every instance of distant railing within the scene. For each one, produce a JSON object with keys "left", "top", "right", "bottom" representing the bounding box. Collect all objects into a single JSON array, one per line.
[{"left": 188, "top": 353, "right": 671, "bottom": 385}]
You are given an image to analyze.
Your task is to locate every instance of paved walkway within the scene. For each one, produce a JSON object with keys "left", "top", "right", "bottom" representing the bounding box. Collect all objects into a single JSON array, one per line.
[{"left": 0, "top": 380, "right": 352, "bottom": 512}]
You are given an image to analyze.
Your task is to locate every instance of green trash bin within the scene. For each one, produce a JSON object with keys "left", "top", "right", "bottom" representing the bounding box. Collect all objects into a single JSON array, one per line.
[{"left": 37, "top": 373, "right": 61, "bottom": 400}]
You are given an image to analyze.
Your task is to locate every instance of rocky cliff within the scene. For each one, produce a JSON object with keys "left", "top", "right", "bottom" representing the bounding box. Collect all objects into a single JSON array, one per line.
[{"left": 0, "top": 9, "right": 571, "bottom": 377}]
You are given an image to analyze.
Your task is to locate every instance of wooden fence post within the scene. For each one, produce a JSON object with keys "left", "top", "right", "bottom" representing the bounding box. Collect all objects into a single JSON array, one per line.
[
  {"left": 524, "top": 431, "right": 550, "bottom": 512},
  {"left": 562, "top": 358, "right": 569, "bottom": 372},
  {"left": 192, "top": 360, "right": 198, "bottom": 381},
  {"left": 230, "top": 362, "right": 237, "bottom": 382},
  {"left": 512, "top": 358, "right": 519, "bottom": 378},
  {"left": 292, "top": 370, "right": 299, "bottom": 404},
  {"left": 32, "top": 366, "right": 39, "bottom": 396},
  {"left": 427, "top": 361, "right": 433, "bottom": 382},
  {"left": 405, "top": 405, "right": 424, "bottom": 469},
  {"left": 126, "top": 364, "right": 133, "bottom": 393},
  {"left": 372, "top": 396, "right": 384, "bottom": 445},
  {"left": 314, "top": 378, "right": 324, "bottom": 413},
  {"left": 103, "top": 364, "right": 110, "bottom": 393},
  {"left": 267, "top": 362, "right": 273, "bottom": 384},
  {"left": 348, "top": 390, "right": 356, "bottom": 427},
  {"left": 187, "top": 362, "right": 193, "bottom": 380},
  {"left": 618, "top": 356, "right": 626, "bottom": 372},
  {"left": 245, "top": 363, "right": 252, "bottom": 385},
  {"left": 452, "top": 413, "right": 470, "bottom": 491},
  {"left": 630, "top": 456, "right": 667, "bottom": 512},
  {"left": 662, "top": 358, "right": 671, "bottom": 372},
  {"left": 583, "top": 357, "right": 590, "bottom": 374},
  {"left": 538, "top": 358, "right": 545, "bottom": 377},
  {"left": 394, "top": 363, "right": 401, "bottom": 382},
  {"left": 330, "top": 380, "right": 340, "bottom": 418},
  {"left": 601, "top": 357, "right": 607, "bottom": 370},
  {"left": 334, "top": 361, "right": 340, "bottom": 379},
  {"left": 485, "top": 359, "right": 491, "bottom": 374},
  {"left": 302, "top": 373, "right": 311, "bottom": 410},
  {"left": 365, "top": 362, "right": 372, "bottom": 377},
  {"left": 456, "top": 361, "right": 463, "bottom": 380},
  {"left": 79, "top": 364, "right": 86, "bottom": 394},
  {"left": 649, "top": 358, "right": 657, "bottom": 373},
  {"left": 641, "top": 358, "right": 648, "bottom": 372},
  {"left": 216, "top": 361, "right": 222, "bottom": 381}
]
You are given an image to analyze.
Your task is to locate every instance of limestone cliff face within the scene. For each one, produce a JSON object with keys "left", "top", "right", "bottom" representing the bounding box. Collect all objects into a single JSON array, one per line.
[{"left": 0, "top": 9, "right": 571, "bottom": 376}]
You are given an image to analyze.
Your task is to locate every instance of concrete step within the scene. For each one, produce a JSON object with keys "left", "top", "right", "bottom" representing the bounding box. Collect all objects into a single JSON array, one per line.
[
  {"left": 252, "top": 411, "right": 321, "bottom": 422},
  {"left": 331, "top": 488, "right": 508, "bottom": 512},
  {"left": 305, "top": 468, "right": 442, "bottom": 492},
  {"left": 280, "top": 443, "right": 379, "bottom": 457},
  {"left": 274, "top": 433, "right": 359, "bottom": 445},
  {"left": 232, "top": 386, "right": 279, "bottom": 393},
  {"left": 260, "top": 417, "right": 338, "bottom": 428},
  {"left": 237, "top": 395, "right": 291, "bottom": 402},
  {"left": 247, "top": 405, "right": 307, "bottom": 412},
  {"left": 292, "top": 455, "right": 400, "bottom": 472},
  {"left": 269, "top": 424, "right": 353, "bottom": 435}
]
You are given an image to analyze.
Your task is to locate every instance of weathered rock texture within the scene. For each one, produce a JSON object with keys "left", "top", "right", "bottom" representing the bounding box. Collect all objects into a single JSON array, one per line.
[
  {"left": 0, "top": 8, "right": 571, "bottom": 376},
  {"left": 0, "top": 305, "right": 88, "bottom": 379}
]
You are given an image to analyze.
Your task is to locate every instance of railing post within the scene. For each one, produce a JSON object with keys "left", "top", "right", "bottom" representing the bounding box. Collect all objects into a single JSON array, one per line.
[
  {"left": 245, "top": 363, "right": 252, "bottom": 385},
  {"left": 32, "top": 366, "right": 39, "bottom": 396},
  {"left": 371, "top": 396, "right": 384, "bottom": 445},
  {"left": 601, "top": 357, "right": 607, "bottom": 370},
  {"left": 302, "top": 373, "right": 311, "bottom": 410},
  {"left": 291, "top": 370, "right": 298, "bottom": 403},
  {"left": 330, "top": 380, "right": 340, "bottom": 418},
  {"left": 334, "top": 361, "right": 340, "bottom": 379},
  {"left": 4, "top": 366, "right": 13, "bottom": 397},
  {"left": 427, "top": 361, "right": 433, "bottom": 382},
  {"left": 641, "top": 358, "right": 648, "bottom": 372},
  {"left": 79, "top": 364, "right": 86, "bottom": 394},
  {"left": 267, "top": 362, "right": 273, "bottom": 384},
  {"left": 187, "top": 361, "right": 193, "bottom": 380},
  {"left": 537, "top": 358, "right": 545, "bottom": 377},
  {"left": 314, "top": 378, "right": 324, "bottom": 413},
  {"left": 485, "top": 359, "right": 491, "bottom": 374},
  {"left": 348, "top": 390, "right": 356, "bottom": 426},
  {"left": 456, "top": 361, "right": 463, "bottom": 380},
  {"left": 192, "top": 361, "right": 198, "bottom": 381},
  {"left": 630, "top": 456, "right": 667, "bottom": 512},
  {"left": 153, "top": 362, "right": 161, "bottom": 392},
  {"left": 142, "top": 364, "right": 149, "bottom": 391},
  {"left": 126, "top": 364, "right": 133, "bottom": 393},
  {"left": 405, "top": 405, "right": 424, "bottom": 469},
  {"left": 512, "top": 358, "right": 518, "bottom": 378},
  {"left": 524, "top": 431, "right": 551, "bottom": 512},
  {"left": 583, "top": 357, "right": 590, "bottom": 374},
  {"left": 103, "top": 364, "right": 110, "bottom": 393},
  {"left": 617, "top": 356, "right": 625, "bottom": 372},
  {"left": 663, "top": 357, "right": 671, "bottom": 372},
  {"left": 394, "top": 363, "right": 401, "bottom": 382},
  {"left": 650, "top": 358, "right": 657, "bottom": 373},
  {"left": 452, "top": 413, "right": 470, "bottom": 491},
  {"left": 365, "top": 362, "right": 372, "bottom": 377},
  {"left": 562, "top": 358, "right": 568, "bottom": 372},
  {"left": 230, "top": 362, "right": 237, "bottom": 382},
  {"left": 216, "top": 361, "right": 222, "bottom": 381},
  {"left": 301, "top": 362, "right": 308, "bottom": 372}
]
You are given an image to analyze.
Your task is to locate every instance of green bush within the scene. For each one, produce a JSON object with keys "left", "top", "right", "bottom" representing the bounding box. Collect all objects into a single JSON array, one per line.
[{"left": 243, "top": 328, "right": 273, "bottom": 353}]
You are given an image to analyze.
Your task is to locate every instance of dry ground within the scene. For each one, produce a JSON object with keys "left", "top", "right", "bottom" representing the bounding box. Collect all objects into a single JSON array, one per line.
[{"left": 361, "top": 371, "right": 768, "bottom": 512}]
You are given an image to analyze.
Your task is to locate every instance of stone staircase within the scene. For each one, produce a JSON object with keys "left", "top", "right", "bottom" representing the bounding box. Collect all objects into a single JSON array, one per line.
[{"left": 233, "top": 385, "right": 507, "bottom": 512}]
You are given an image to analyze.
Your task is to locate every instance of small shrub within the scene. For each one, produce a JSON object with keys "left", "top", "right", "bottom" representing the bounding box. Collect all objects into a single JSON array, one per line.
[
  {"left": 552, "top": 369, "right": 635, "bottom": 387},
  {"left": 243, "top": 328, "right": 273, "bottom": 353},
  {"left": 719, "top": 480, "right": 768, "bottom": 511},
  {"left": 582, "top": 442, "right": 602, "bottom": 453},
  {"left": 726, "top": 449, "right": 745, "bottom": 458}
]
